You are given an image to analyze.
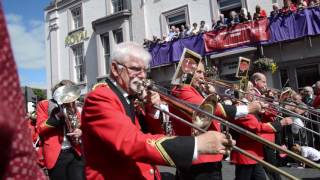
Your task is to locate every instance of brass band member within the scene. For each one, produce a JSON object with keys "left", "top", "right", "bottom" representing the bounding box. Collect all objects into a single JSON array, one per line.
[
  {"left": 36, "top": 80, "right": 84, "bottom": 180},
  {"left": 251, "top": 72, "right": 281, "bottom": 180},
  {"left": 81, "top": 42, "right": 235, "bottom": 180},
  {"left": 230, "top": 81, "right": 292, "bottom": 180},
  {"left": 170, "top": 61, "right": 262, "bottom": 180}
]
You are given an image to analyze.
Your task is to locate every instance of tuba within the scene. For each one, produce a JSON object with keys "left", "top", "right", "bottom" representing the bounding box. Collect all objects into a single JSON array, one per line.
[{"left": 53, "top": 85, "right": 81, "bottom": 145}]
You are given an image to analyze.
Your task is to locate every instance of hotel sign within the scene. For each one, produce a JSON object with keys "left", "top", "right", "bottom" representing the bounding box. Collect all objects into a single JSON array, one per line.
[{"left": 65, "top": 30, "right": 89, "bottom": 46}]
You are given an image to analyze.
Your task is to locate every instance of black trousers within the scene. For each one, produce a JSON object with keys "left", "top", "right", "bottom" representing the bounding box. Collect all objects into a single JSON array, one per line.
[
  {"left": 263, "top": 146, "right": 282, "bottom": 180},
  {"left": 176, "top": 162, "right": 222, "bottom": 180},
  {"left": 235, "top": 164, "right": 267, "bottom": 180},
  {"left": 48, "top": 149, "right": 85, "bottom": 180}
]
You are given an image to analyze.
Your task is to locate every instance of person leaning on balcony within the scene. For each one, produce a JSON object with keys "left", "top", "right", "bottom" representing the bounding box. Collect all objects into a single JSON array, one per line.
[
  {"left": 297, "top": 0, "right": 308, "bottom": 9},
  {"left": 270, "top": 3, "right": 280, "bottom": 17},
  {"left": 190, "top": 22, "right": 199, "bottom": 35},
  {"left": 239, "top": 8, "right": 252, "bottom": 23},
  {"left": 212, "top": 14, "right": 227, "bottom": 30},
  {"left": 281, "top": 0, "right": 297, "bottom": 14},
  {"left": 179, "top": 25, "right": 188, "bottom": 38},
  {"left": 227, "top": 11, "right": 240, "bottom": 26},
  {"left": 253, "top": 5, "right": 267, "bottom": 21},
  {"left": 309, "top": 0, "right": 320, "bottom": 7},
  {"left": 198, "top": 20, "right": 209, "bottom": 33}
]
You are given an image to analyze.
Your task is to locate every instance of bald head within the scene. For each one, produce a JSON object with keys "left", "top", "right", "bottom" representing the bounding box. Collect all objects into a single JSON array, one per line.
[
  {"left": 303, "top": 86, "right": 314, "bottom": 96},
  {"left": 251, "top": 72, "right": 267, "bottom": 93}
]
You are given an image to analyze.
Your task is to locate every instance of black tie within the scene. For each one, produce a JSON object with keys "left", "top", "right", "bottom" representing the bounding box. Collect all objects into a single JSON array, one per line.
[{"left": 127, "top": 95, "right": 136, "bottom": 122}]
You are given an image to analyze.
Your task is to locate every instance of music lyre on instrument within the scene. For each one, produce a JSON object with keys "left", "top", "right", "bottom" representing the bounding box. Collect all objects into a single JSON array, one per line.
[
  {"left": 171, "top": 48, "right": 202, "bottom": 85},
  {"left": 53, "top": 85, "right": 81, "bottom": 145},
  {"left": 142, "top": 80, "right": 319, "bottom": 179}
]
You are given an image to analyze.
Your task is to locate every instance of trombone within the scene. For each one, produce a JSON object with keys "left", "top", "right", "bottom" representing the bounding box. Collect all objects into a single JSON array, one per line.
[
  {"left": 221, "top": 93, "right": 320, "bottom": 137},
  {"left": 202, "top": 78, "right": 320, "bottom": 138},
  {"left": 202, "top": 78, "right": 320, "bottom": 125},
  {"left": 141, "top": 81, "right": 320, "bottom": 179},
  {"left": 154, "top": 106, "right": 299, "bottom": 180}
]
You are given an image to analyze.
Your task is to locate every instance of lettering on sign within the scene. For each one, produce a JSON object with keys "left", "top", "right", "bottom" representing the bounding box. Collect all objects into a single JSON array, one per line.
[{"left": 65, "top": 30, "right": 89, "bottom": 46}]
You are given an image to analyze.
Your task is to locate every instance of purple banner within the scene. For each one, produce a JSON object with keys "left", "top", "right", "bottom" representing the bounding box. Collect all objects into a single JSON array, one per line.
[
  {"left": 149, "top": 7, "right": 320, "bottom": 67},
  {"left": 149, "top": 34, "right": 204, "bottom": 67},
  {"left": 268, "top": 7, "right": 320, "bottom": 43}
]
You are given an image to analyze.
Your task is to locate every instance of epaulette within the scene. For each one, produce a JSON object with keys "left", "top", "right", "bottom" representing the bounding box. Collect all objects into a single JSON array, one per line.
[{"left": 92, "top": 82, "right": 109, "bottom": 91}]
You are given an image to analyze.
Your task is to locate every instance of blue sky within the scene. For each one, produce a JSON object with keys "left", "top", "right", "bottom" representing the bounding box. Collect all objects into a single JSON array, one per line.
[{"left": 2, "top": 0, "right": 51, "bottom": 89}]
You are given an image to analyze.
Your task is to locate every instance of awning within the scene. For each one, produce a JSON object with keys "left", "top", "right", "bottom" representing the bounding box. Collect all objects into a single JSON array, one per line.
[{"left": 209, "top": 47, "right": 257, "bottom": 59}]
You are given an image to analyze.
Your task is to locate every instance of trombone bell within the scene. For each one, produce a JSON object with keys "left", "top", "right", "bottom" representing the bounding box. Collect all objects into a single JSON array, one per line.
[{"left": 192, "top": 94, "right": 218, "bottom": 135}]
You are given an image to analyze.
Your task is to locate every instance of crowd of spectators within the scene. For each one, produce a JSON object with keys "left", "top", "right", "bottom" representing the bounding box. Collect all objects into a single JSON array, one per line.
[{"left": 143, "top": 0, "right": 320, "bottom": 48}]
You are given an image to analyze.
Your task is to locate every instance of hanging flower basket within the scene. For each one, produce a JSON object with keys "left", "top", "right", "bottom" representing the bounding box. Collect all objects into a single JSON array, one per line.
[{"left": 253, "top": 57, "right": 278, "bottom": 74}]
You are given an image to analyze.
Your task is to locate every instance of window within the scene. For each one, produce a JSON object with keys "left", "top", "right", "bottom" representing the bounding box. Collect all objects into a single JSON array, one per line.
[
  {"left": 112, "top": 0, "right": 125, "bottom": 13},
  {"left": 167, "top": 12, "right": 186, "bottom": 27},
  {"left": 71, "top": 6, "right": 83, "bottom": 30},
  {"left": 219, "top": 0, "right": 242, "bottom": 17},
  {"left": 102, "top": 34, "right": 111, "bottom": 74},
  {"left": 113, "top": 29, "right": 123, "bottom": 44},
  {"left": 163, "top": 6, "right": 189, "bottom": 30},
  {"left": 296, "top": 65, "right": 320, "bottom": 88},
  {"left": 280, "top": 69, "right": 289, "bottom": 88},
  {"left": 72, "top": 44, "right": 86, "bottom": 82}
]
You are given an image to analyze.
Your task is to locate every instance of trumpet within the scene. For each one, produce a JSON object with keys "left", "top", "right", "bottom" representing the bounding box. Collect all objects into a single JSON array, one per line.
[
  {"left": 139, "top": 80, "right": 320, "bottom": 179},
  {"left": 53, "top": 85, "right": 81, "bottom": 145}
]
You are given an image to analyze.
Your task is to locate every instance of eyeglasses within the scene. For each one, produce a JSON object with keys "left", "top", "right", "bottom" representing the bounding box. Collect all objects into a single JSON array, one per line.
[{"left": 117, "top": 62, "right": 149, "bottom": 75}]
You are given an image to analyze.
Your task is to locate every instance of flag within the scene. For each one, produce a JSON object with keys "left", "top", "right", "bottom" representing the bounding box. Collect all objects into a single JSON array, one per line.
[{"left": 0, "top": 2, "right": 46, "bottom": 179}]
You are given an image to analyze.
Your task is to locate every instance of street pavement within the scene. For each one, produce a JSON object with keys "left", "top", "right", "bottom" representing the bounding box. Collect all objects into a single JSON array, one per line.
[{"left": 159, "top": 161, "right": 320, "bottom": 180}]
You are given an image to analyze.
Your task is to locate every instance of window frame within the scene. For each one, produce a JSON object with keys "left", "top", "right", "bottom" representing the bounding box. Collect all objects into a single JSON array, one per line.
[
  {"left": 161, "top": 5, "right": 189, "bottom": 35},
  {"left": 113, "top": 28, "right": 123, "bottom": 44},
  {"left": 111, "top": 0, "right": 126, "bottom": 13},
  {"left": 70, "top": 5, "right": 83, "bottom": 31},
  {"left": 72, "top": 43, "right": 86, "bottom": 83},
  {"left": 295, "top": 64, "right": 320, "bottom": 89},
  {"left": 102, "top": 33, "right": 111, "bottom": 75}
]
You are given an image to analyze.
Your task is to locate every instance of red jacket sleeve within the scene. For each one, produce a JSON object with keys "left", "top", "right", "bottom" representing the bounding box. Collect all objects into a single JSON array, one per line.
[
  {"left": 313, "top": 95, "right": 320, "bottom": 109},
  {"left": 261, "top": 108, "right": 278, "bottom": 123},
  {"left": 235, "top": 114, "right": 279, "bottom": 134},
  {"left": 36, "top": 100, "right": 56, "bottom": 136},
  {"left": 172, "top": 85, "right": 203, "bottom": 105},
  {"left": 172, "top": 85, "right": 229, "bottom": 119}
]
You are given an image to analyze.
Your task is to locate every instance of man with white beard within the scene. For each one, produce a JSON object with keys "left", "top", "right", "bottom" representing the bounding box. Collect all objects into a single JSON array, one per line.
[{"left": 81, "top": 42, "right": 237, "bottom": 180}]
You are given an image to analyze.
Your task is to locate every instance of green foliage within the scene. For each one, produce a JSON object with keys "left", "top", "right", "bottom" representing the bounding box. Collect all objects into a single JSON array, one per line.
[
  {"left": 32, "top": 88, "right": 46, "bottom": 100},
  {"left": 253, "top": 57, "right": 278, "bottom": 74}
]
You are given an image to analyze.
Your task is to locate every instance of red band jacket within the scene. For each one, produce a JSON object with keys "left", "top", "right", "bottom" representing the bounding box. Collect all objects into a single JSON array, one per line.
[
  {"left": 231, "top": 114, "right": 281, "bottom": 164},
  {"left": 260, "top": 109, "right": 278, "bottom": 142},
  {"left": 170, "top": 85, "right": 235, "bottom": 164},
  {"left": 36, "top": 100, "right": 82, "bottom": 169},
  {"left": 81, "top": 81, "right": 195, "bottom": 180}
]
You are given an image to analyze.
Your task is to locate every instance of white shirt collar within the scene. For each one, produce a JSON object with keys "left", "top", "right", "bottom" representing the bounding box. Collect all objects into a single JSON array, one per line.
[{"left": 109, "top": 78, "right": 130, "bottom": 103}]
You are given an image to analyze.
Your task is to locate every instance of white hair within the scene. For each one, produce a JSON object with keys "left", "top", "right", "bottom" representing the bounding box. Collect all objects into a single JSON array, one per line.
[
  {"left": 110, "top": 41, "right": 151, "bottom": 67},
  {"left": 241, "top": 8, "right": 248, "bottom": 17},
  {"left": 303, "top": 86, "right": 314, "bottom": 94}
]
